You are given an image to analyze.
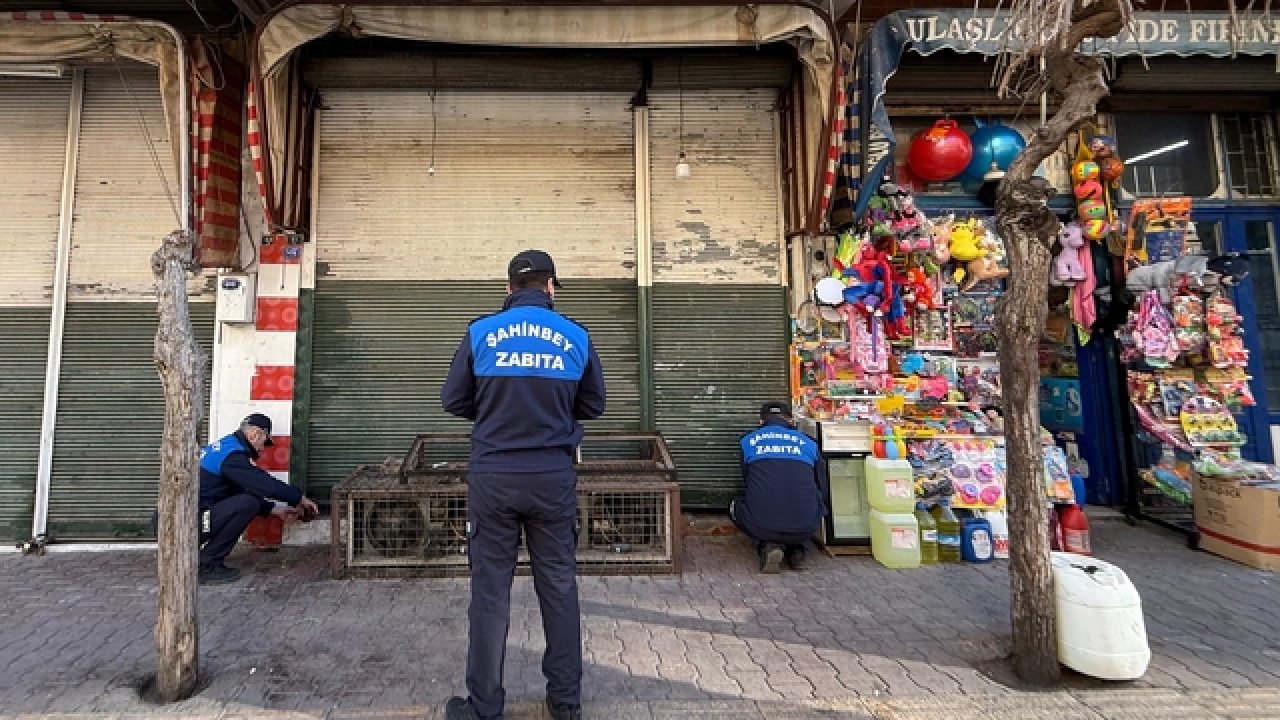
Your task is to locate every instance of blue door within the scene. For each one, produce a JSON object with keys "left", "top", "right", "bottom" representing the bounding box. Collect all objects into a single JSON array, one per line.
[{"left": 1191, "top": 210, "right": 1280, "bottom": 462}]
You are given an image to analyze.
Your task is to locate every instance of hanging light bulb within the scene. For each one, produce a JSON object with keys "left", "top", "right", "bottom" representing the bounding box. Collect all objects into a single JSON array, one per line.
[
  {"left": 675, "top": 56, "right": 691, "bottom": 179},
  {"left": 676, "top": 151, "right": 691, "bottom": 179}
]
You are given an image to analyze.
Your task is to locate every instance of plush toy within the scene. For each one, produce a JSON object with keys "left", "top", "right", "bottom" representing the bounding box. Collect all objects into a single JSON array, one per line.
[
  {"left": 1053, "top": 222, "right": 1088, "bottom": 284},
  {"left": 962, "top": 256, "right": 1010, "bottom": 291},
  {"left": 902, "top": 266, "right": 935, "bottom": 310},
  {"left": 949, "top": 218, "right": 989, "bottom": 288}
]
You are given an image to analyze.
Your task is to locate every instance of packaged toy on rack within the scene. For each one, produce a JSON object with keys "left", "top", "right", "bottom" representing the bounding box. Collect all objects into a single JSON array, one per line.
[{"left": 1117, "top": 204, "right": 1269, "bottom": 537}]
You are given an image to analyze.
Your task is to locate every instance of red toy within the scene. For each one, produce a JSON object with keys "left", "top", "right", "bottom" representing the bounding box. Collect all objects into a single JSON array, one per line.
[{"left": 907, "top": 119, "right": 973, "bottom": 181}]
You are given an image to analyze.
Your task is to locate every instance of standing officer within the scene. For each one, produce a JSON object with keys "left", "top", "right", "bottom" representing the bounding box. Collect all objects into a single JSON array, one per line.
[
  {"left": 440, "top": 249, "right": 606, "bottom": 720},
  {"left": 731, "top": 402, "right": 826, "bottom": 573},
  {"left": 196, "top": 413, "right": 318, "bottom": 585}
]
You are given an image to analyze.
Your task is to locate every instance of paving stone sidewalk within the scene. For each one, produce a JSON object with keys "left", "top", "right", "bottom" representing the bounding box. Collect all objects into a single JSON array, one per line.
[{"left": 1, "top": 517, "right": 1277, "bottom": 719}]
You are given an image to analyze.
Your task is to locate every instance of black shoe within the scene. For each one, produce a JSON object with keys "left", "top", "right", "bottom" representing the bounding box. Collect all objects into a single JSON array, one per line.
[
  {"left": 444, "top": 696, "right": 481, "bottom": 720},
  {"left": 785, "top": 545, "right": 808, "bottom": 571},
  {"left": 546, "top": 698, "right": 582, "bottom": 720},
  {"left": 759, "top": 543, "right": 783, "bottom": 574},
  {"left": 198, "top": 563, "right": 242, "bottom": 586}
]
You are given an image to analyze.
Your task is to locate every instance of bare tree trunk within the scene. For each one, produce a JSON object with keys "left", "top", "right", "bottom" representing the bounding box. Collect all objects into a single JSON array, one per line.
[
  {"left": 993, "top": 3, "right": 1124, "bottom": 685},
  {"left": 152, "top": 230, "right": 208, "bottom": 702}
]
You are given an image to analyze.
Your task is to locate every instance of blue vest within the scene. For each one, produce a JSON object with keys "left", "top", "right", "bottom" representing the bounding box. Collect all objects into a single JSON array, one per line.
[
  {"left": 741, "top": 426, "right": 819, "bottom": 467},
  {"left": 469, "top": 305, "right": 589, "bottom": 381},
  {"left": 200, "top": 433, "right": 246, "bottom": 476}
]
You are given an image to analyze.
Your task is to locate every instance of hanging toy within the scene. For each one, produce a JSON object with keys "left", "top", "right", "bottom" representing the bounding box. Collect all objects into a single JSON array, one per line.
[
  {"left": 1052, "top": 222, "right": 1088, "bottom": 285},
  {"left": 907, "top": 119, "right": 973, "bottom": 181}
]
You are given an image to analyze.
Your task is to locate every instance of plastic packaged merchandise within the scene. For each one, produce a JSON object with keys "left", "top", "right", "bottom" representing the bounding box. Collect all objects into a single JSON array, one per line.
[
  {"left": 931, "top": 501, "right": 962, "bottom": 563},
  {"left": 916, "top": 502, "right": 938, "bottom": 565}
]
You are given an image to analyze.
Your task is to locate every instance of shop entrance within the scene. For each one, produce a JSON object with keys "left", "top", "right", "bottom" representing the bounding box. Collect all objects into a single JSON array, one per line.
[{"left": 1190, "top": 208, "right": 1280, "bottom": 463}]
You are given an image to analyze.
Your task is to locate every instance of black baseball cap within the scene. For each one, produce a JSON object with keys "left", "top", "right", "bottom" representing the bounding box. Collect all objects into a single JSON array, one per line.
[
  {"left": 760, "top": 401, "right": 794, "bottom": 421},
  {"left": 508, "top": 249, "right": 563, "bottom": 288},
  {"left": 243, "top": 413, "right": 275, "bottom": 445}
]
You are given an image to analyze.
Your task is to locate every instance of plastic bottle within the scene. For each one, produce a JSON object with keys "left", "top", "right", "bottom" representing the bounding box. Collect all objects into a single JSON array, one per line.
[
  {"left": 1058, "top": 503, "right": 1092, "bottom": 555},
  {"left": 1048, "top": 503, "right": 1064, "bottom": 552},
  {"left": 931, "top": 500, "right": 962, "bottom": 563},
  {"left": 984, "top": 510, "right": 1009, "bottom": 559},
  {"left": 869, "top": 510, "right": 921, "bottom": 568},
  {"left": 916, "top": 502, "right": 938, "bottom": 565},
  {"left": 961, "top": 515, "right": 994, "bottom": 563},
  {"left": 865, "top": 458, "right": 916, "bottom": 513}
]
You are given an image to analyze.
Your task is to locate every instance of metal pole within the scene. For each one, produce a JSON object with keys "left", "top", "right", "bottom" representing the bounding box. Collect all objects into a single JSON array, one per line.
[
  {"left": 32, "top": 68, "right": 85, "bottom": 540},
  {"left": 634, "top": 105, "right": 656, "bottom": 431}
]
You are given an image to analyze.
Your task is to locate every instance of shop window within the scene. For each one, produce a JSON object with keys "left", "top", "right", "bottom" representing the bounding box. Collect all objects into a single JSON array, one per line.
[
  {"left": 1244, "top": 220, "right": 1280, "bottom": 409},
  {"left": 1220, "top": 113, "right": 1279, "bottom": 198},
  {"left": 1114, "top": 113, "right": 1219, "bottom": 198}
]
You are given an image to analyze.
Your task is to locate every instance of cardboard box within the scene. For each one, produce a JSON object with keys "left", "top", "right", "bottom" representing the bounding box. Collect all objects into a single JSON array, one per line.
[{"left": 1193, "top": 475, "right": 1280, "bottom": 571}]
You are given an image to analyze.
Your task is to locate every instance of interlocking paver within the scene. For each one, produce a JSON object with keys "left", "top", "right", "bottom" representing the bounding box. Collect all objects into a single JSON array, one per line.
[{"left": 0, "top": 519, "right": 1278, "bottom": 718}]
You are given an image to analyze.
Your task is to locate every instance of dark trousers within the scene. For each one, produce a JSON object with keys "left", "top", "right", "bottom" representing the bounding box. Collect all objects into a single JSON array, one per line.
[
  {"left": 466, "top": 470, "right": 581, "bottom": 720},
  {"left": 729, "top": 497, "right": 811, "bottom": 549},
  {"left": 198, "top": 494, "right": 260, "bottom": 567}
]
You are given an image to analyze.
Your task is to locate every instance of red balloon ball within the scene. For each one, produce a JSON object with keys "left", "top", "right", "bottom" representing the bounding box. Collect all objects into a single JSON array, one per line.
[{"left": 907, "top": 119, "right": 973, "bottom": 181}]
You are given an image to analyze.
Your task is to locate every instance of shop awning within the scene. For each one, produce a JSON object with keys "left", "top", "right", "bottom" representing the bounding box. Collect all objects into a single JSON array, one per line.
[
  {"left": 840, "top": 10, "right": 1280, "bottom": 223},
  {"left": 249, "top": 2, "right": 838, "bottom": 233},
  {"left": 0, "top": 12, "right": 186, "bottom": 188}
]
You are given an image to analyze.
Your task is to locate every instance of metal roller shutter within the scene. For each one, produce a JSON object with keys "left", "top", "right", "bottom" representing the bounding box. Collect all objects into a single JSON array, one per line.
[
  {"left": 652, "top": 285, "right": 789, "bottom": 508},
  {"left": 46, "top": 304, "right": 215, "bottom": 539},
  {"left": 0, "top": 77, "right": 72, "bottom": 541},
  {"left": 307, "top": 280, "right": 639, "bottom": 503},
  {"left": 44, "top": 67, "right": 215, "bottom": 540},
  {"left": 647, "top": 88, "right": 788, "bottom": 507},
  {"left": 306, "top": 88, "right": 639, "bottom": 502}
]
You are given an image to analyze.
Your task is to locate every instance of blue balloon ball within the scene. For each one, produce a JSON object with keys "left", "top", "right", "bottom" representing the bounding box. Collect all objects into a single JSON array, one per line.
[{"left": 963, "top": 121, "right": 1027, "bottom": 182}]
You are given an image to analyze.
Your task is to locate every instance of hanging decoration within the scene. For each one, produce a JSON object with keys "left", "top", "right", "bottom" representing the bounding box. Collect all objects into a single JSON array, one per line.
[{"left": 907, "top": 119, "right": 972, "bottom": 182}]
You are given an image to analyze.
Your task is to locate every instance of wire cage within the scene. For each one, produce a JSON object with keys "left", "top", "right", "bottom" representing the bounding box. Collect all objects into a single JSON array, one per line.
[{"left": 331, "top": 433, "right": 682, "bottom": 578}]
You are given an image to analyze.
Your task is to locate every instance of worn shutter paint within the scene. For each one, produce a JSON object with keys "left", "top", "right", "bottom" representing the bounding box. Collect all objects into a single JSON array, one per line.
[
  {"left": 69, "top": 68, "right": 205, "bottom": 301},
  {"left": 652, "top": 285, "right": 788, "bottom": 508},
  {"left": 315, "top": 89, "right": 636, "bottom": 282},
  {"left": 0, "top": 77, "right": 70, "bottom": 305},
  {"left": 0, "top": 78, "right": 70, "bottom": 540},
  {"left": 647, "top": 88, "right": 783, "bottom": 285},
  {"left": 306, "top": 280, "right": 639, "bottom": 503}
]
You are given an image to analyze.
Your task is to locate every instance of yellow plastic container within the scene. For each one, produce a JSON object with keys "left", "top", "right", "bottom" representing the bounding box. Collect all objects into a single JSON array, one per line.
[
  {"left": 869, "top": 509, "right": 921, "bottom": 569},
  {"left": 864, "top": 457, "right": 916, "bottom": 513}
]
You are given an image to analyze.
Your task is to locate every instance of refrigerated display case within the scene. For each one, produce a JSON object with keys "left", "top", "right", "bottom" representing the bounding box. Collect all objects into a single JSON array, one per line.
[{"left": 798, "top": 419, "right": 873, "bottom": 549}]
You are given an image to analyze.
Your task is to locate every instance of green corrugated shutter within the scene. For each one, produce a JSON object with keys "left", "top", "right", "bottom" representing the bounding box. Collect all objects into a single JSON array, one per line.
[
  {"left": 305, "top": 279, "right": 640, "bottom": 503},
  {"left": 652, "top": 283, "right": 788, "bottom": 508},
  {"left": 0, "top": 311, "right": 50, "bottom": 542},
  {"left": 45, "top": 303, "right": 215, "bottom": 540}
]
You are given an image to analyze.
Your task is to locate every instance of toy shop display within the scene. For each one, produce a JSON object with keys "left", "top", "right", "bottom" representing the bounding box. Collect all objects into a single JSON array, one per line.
[
  {"left": 790, "top": 177, "right": 1076, "bottom": 568},
  {"left": 1116, "top": 203, "right": 1278, "bottom": 535}
]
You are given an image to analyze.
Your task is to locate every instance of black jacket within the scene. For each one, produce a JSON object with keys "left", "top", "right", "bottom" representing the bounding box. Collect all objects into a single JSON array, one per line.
[
  {"left": 738, "top": 418, "right": 827, "bottom": 536},
  {"left": 198, "top": 430, "right": 303, "bottom": 516},
  {"left": 440, "top": 289, "right": 606, "bottom": 473}
]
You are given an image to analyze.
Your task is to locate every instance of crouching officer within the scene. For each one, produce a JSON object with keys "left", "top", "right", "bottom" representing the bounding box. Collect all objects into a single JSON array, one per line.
[
  {"left": 195, "top": 413, "right": 318, "bottom": 585},
  {"left": 440, "top": 250, "right": 606, "bottom": 720},
  {"left": 731, "top": 402, "right": 826, "bottom": 573}
]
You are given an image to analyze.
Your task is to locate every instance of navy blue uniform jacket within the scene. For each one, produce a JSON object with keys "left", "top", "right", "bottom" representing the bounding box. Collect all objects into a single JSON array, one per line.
[
  {"left": 739, "top": 418, "right": 827, "bottom": 536},
  {"left": 199, "top": 430, "right": 303, "bottom": 517},
  {"left": 440, "top": 289, "right": 606, "bottom": 473}
]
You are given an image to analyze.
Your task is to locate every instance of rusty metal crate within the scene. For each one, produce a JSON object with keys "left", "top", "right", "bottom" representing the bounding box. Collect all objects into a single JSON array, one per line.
[
  {"left": 333, "top": 432, "right": 682, "bottom": 579},
  {"left": 400, "top": 431, "right": 678, "bottom": 484}
]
